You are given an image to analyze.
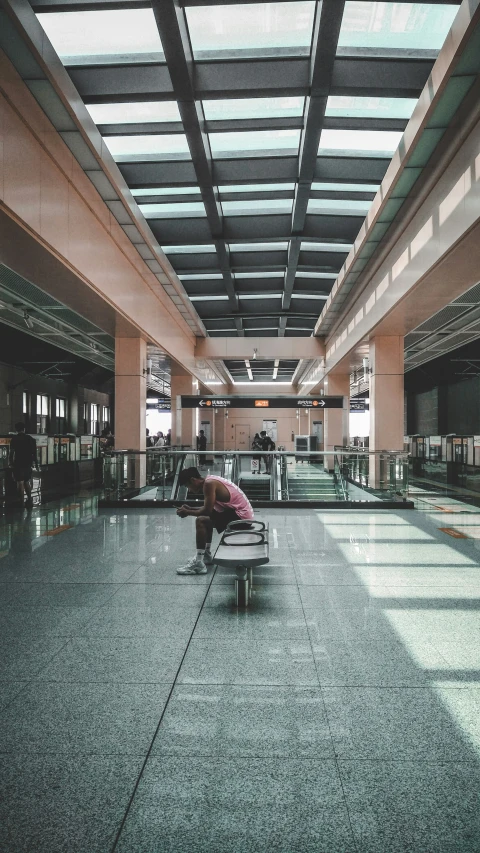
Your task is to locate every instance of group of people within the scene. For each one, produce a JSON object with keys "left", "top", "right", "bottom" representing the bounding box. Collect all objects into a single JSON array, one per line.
[
  {"left": 146, "top": 429, "right": 171, "bottom": 448},
  {"left": 252, "top": 429, "right": 276, "bottom": 473}
]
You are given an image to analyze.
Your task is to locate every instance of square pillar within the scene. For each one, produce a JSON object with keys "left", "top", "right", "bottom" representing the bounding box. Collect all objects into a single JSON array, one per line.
[
  {"left": 115, "top": 337, "right": 147, "bottom": 487},
  {"left": 171, "top": 363, "right": 196, "bottom": 448},
  {"left": 369, "top": 336, "right": 404, "bottom": 488},
  {"left": 323, "top": 374, "right": 349, "bottom": 471}
]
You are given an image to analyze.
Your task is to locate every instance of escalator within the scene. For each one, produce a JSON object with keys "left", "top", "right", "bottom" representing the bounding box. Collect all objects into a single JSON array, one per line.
[{"left": 239, "top": 475, "right": 271, "bottom": 502}]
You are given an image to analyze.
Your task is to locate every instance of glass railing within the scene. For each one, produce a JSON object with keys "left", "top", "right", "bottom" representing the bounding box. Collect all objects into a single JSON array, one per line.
[{"left": 102, "top": 449, "right": 411, "bottom": 505}]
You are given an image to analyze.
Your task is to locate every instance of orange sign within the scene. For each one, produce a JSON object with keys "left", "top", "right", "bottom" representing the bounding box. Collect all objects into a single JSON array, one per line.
[{"left": 254, "top": 400, "right": 269, "bottom": 407}]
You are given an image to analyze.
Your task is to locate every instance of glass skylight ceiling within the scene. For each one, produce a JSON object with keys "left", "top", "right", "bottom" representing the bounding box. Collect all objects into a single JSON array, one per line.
[
  {"left": 86, "top": 102, "right": 181, "bottom": 125},
  {"left": 35, "top": 0, "right": 460, "bottom": 340},
  {"left": 326, "top": 96, "right": 417, "bottom": 120},
  {"left": 318, "top": 129, "right": 403, "bottom": 155},
  {"left": 185, "top": 2, "right": 316, "bottom": 56},
  {"left": 37, "top": 9, "right": 164, "bottom": 63},
  {"left": 338, "top": 3, "right": 459, "bottom": 51},
  {"left": 203, "top": 98, "right": 304, "bottom": 121},
  {"left": 103, "top": 135, "right": 190, "bottom": 160},
  {"left": 209, "top": 130, "right": 301, "bottom": 155}
]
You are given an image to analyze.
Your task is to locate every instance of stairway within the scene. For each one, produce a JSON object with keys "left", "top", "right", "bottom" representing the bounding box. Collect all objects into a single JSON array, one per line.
[
  {"left": 240, "top": 477, "right": 271, "bottom": 501},
  {"left": 287, "top": 463, "right": 338, "bottom": 501}
]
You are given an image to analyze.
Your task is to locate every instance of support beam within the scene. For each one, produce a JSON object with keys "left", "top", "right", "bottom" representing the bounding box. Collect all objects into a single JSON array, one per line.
[
  {"left": 152, "top": 0, "right": 242, "bottom": 334},
  {"left": 196, "top": 337, "right": 325, "bottom": 360}
]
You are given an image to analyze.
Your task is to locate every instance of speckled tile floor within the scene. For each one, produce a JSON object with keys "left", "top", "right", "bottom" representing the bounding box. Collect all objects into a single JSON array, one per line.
[{"left": 1, "top": 498, "right": 480, "bottom": 852}]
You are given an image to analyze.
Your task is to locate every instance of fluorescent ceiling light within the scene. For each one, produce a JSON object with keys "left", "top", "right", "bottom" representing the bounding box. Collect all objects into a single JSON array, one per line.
[
  {"left": 326, "top": 96, "right": 417, "bottom": 120},
  {"left": 239, "top": 293, "right": 282, "bottom": 300},
  {"left": 229, "top": 243, "right": 289, "bottom": 252},
  {"left": 139, "top": 202, "right": 206, "bottom": 217},
  {"left": 235, "top": 272, "right": 283, "bottom": 279},
  {"left": 37, "top": 9, "right": 164, "bottom": 61},
  {"left": 85, "top": 101, "right": 181, "bottom": 125},
  {"left": 296, "top": 271, "right": 336, "bottom": 279},
  {"left": 307, "top": 198, "right": 373, "bottom": 215},
  {"left": 292, "top": 294, "right": 328, "bottom": 300},
  {"left": 204, "top": 98, "right": 304, "bottom": 121},
  {"left": 162, "top": 245, "right": 215, "bottom": 253},
  {"left": 179, "top": 273, "right": 223, "bottom": 280},
  {"left": 301, "top": 242, "right": 353, "bottom": 252},
  {"left": 103, "top": 134, "right": 190, "bottom": 160},
  {"left": 233, "top": 381, "right": 293, "bottom": 385},
  {"left": 220, "top": 183, "right": 295, "bottom": 193},
  {"left": 338, "top": 3, "right": 458, "bottom": 52},
  {"left": 222, "top": 199, "right": 293, "bottom": 215},
  {"left": 311, "top": 182, "right": 379, "bottom": 193},
  {"left": 245, "top": 360, "right": 254, "bottom": 381},
  {"left": 318, "top": 129, "right": 403, "bottom": 155},
  {"left": 210, "top": 129, "right": 300, "bottom": 154},
  {"left": 186, "top": 2, "right": 315, "bottom": 55},
  {"left": 189, "top": 295, "right": 229, "bottom": 301},
  {"left": 133, "top": 187, "right": 199, "bottom": 197}
]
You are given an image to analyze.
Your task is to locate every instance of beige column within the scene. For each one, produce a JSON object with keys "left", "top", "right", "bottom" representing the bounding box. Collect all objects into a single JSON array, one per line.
[
  {"left": 115, "top": 337, "right": 147, "bottom": 487},
  {"left": 369, "top": 336, "right": 404, "bottom": 487},
  {"left": 323, "top": 373, "right": 349, "bottom": 471},
  {"left": 170, "top": 363, "right": 196, "bottom": 448}
]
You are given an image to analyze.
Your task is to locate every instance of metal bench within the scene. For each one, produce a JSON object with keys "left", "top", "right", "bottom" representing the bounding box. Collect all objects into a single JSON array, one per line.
[{"left": 213, "top": 519, "right": 269, "bottom": 606}]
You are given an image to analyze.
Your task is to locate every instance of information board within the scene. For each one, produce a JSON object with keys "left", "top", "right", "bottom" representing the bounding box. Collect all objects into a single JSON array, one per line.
[{"left": 181, "top": 396, "right": 344, "bottom": 410}]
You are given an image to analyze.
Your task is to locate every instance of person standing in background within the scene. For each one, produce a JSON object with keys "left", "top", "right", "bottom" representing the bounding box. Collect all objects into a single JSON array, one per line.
[{"left": 9, "top": 422, "right": 38, "bottom": 508}]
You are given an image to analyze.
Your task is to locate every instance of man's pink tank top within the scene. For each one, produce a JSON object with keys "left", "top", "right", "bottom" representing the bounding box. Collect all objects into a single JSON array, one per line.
[{"left": 206, "top": 475, "right": 254, "bottom": 519}]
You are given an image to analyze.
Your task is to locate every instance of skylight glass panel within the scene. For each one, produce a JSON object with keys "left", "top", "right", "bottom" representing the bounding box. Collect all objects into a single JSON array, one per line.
[
  {"left": 338, "top": 3, "right": 458, "bottom": 51},
  {"left": 103, "top": 135, "right": 190, "bottom": 160},
  {"left": 222, "top": 199, "right": 293, "bottom": 215},
  {"left": 132, "top": 187, "right": 200, "bottom": 197},
  {"left": 296, "top": 271, "right": 338, "bottom": 279},
  {"left": 37, "top": 10, "right": 164, "bottom": 63},
  {"left": 179, "top": 274, "right": 223, "bottom": 280},
  {"left": 239, "top": 293, "right": 283, "bottom": 300},
  {"left": 307, "top": 198, "right": 373, "bottom": 215},
  {"left": 301, "top": 242, "right": 353, "bottom": 252},
  {"left": 220, "top": 184, "right": 295, "bottom": 194},
  {"left": 86, "top": 102, "right": 181, "bottom": 125},
  {"left": 318, "top": 129, "right": 402, "bottom": 155},
  {"left": 190, "top": 295, "right": 229, "bottom": 301},
  {"left": 139, "top": 202, "right": 206, "bottom": 217},
  {"left": 292, "top": 293, "right": 328, "bottom": 299},
  {"left": 210, "top": 130, "right": 300, "bottom": 155},
  {"left": 186, "top": 2, "right": 315, "bottom": 55},
  {"left": 162, "top": 245, "right": 215, "bottom": 253},
  {"left": 312, "top": 182, "right": 379, "bottom": 193},
  {"left": 326, "top": 96, "right": 416, "bottom": 120},
  {"left": 229, "top": 243, "right": 289, "bottom": 252},
  {"left": 203, "top": 97, "right": 304, "bottom": 121},
  {"left": 235, "top": 272, "right": 284, "bottom": 279}
]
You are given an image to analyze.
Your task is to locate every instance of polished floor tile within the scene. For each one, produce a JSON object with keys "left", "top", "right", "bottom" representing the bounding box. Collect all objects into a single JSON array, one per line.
[
  {"left": 115, "top": 757, "right": 356, "bottom": 853},
  {"left": 152, "top": 684, "right": 334, "bottom": 758},
  {"left": 178, "top": 639, "right": 319, "bottom": 686}
]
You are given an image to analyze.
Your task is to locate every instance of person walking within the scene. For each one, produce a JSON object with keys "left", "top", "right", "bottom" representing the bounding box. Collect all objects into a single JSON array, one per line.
[
  {"left": 260, "top": 429, "right": 275, "bottom": 474},
  {"left": 8, "top": 422, "right": 38, "bottom": 508},
  {"left": 175, "top": 467, "right": 254, "bottom": 574},
  {"left": 251, "top": 432, "right": 263, "bottom": 474},
  {"left": 155, "top": 431, "right": 165, "bottom": 447},
  {"left": 196, "top": 429, "right": 207, "bottom": 452}
]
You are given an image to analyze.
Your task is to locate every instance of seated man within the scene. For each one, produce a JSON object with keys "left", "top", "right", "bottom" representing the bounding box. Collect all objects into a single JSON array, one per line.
[{"left": 176, "top": 467, "right": 254, "bottom": 575}]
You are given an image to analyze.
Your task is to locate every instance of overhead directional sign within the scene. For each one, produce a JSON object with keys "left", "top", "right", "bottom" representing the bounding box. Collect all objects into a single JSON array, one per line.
[
  {"left": 350, "top": 400, "right": 369, "bottom": 412},
  {"left": 181, "top": 396, "right": 344, "bottom": 410}
]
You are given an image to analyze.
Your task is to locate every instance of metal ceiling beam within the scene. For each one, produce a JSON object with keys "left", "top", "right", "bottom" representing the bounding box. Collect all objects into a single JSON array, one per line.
[
  {"left": 151, "top": 0, "right": 242, "bottom": 335},
  {"left": 281, "top": 0, "right": 346, "bottom": 335}
]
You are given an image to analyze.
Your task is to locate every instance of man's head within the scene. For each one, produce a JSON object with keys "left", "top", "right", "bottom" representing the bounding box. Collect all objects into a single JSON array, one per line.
[
  {"left": 179, "top": 466, "right": 204, "bottom": 493},
  {"left": 199, "top": 430, "right": 204, "bottom": 436},
  {"left": 14, "top": 422, "right": 26, "bottom": 433},
  {"left": 260, "top": 430, "right": 266, "bottom": 437}
]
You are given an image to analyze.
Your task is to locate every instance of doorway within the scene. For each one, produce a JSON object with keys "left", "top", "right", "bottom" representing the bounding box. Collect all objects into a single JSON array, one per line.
[
  {"left": 312, "top": 420, "right": 323, "bottom": 449},
  {"left": 235, "top": 423, "right": 250, "bottom": 451}
]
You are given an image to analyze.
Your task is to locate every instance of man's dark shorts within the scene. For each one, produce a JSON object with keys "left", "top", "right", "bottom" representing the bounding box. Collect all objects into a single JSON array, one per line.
[
  {"left": 210, "top": 508, "right": 253, "bottom": 533},
  {"left": 12, "top": 467, "right": 33, "bottom": 483}
]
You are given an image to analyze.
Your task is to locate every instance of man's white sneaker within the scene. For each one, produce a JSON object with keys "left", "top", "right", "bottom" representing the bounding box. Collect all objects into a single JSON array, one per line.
[
  {"left": 176, "top": 557, "right": 207, "bottom": 575},
  {"left": 204, "top": 550, "right": 215, "bottom": 566}
]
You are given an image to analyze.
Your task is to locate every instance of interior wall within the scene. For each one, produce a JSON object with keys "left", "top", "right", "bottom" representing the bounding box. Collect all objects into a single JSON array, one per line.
[
  {"left": 0, "top": 360, "right": 112, "bottom": 435},
  {"left": 406, "top": 375, "right": 480, "bottom": 435},
  {"left": 212, "top": 408, "right": 314, "bottom": 452}
]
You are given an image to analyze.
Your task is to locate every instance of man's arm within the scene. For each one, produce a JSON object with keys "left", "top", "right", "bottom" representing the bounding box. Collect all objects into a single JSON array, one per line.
[
  {"left": 31, "top": 437, "right": 38, "bottom": 469},
  {"left": 177, "top": 479, "right": 216, "bottom": 517},
  {"left": 8, "top": 438, "right": 15, "bottom": 467}
]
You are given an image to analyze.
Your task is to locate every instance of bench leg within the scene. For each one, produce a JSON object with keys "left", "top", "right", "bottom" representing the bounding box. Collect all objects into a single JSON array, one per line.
[
  {"left": 235, "top": 567, "right": 249, "bottom": 607},
  {"left": 247, "top": 567, "right": 253, "bottom": 599}
]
